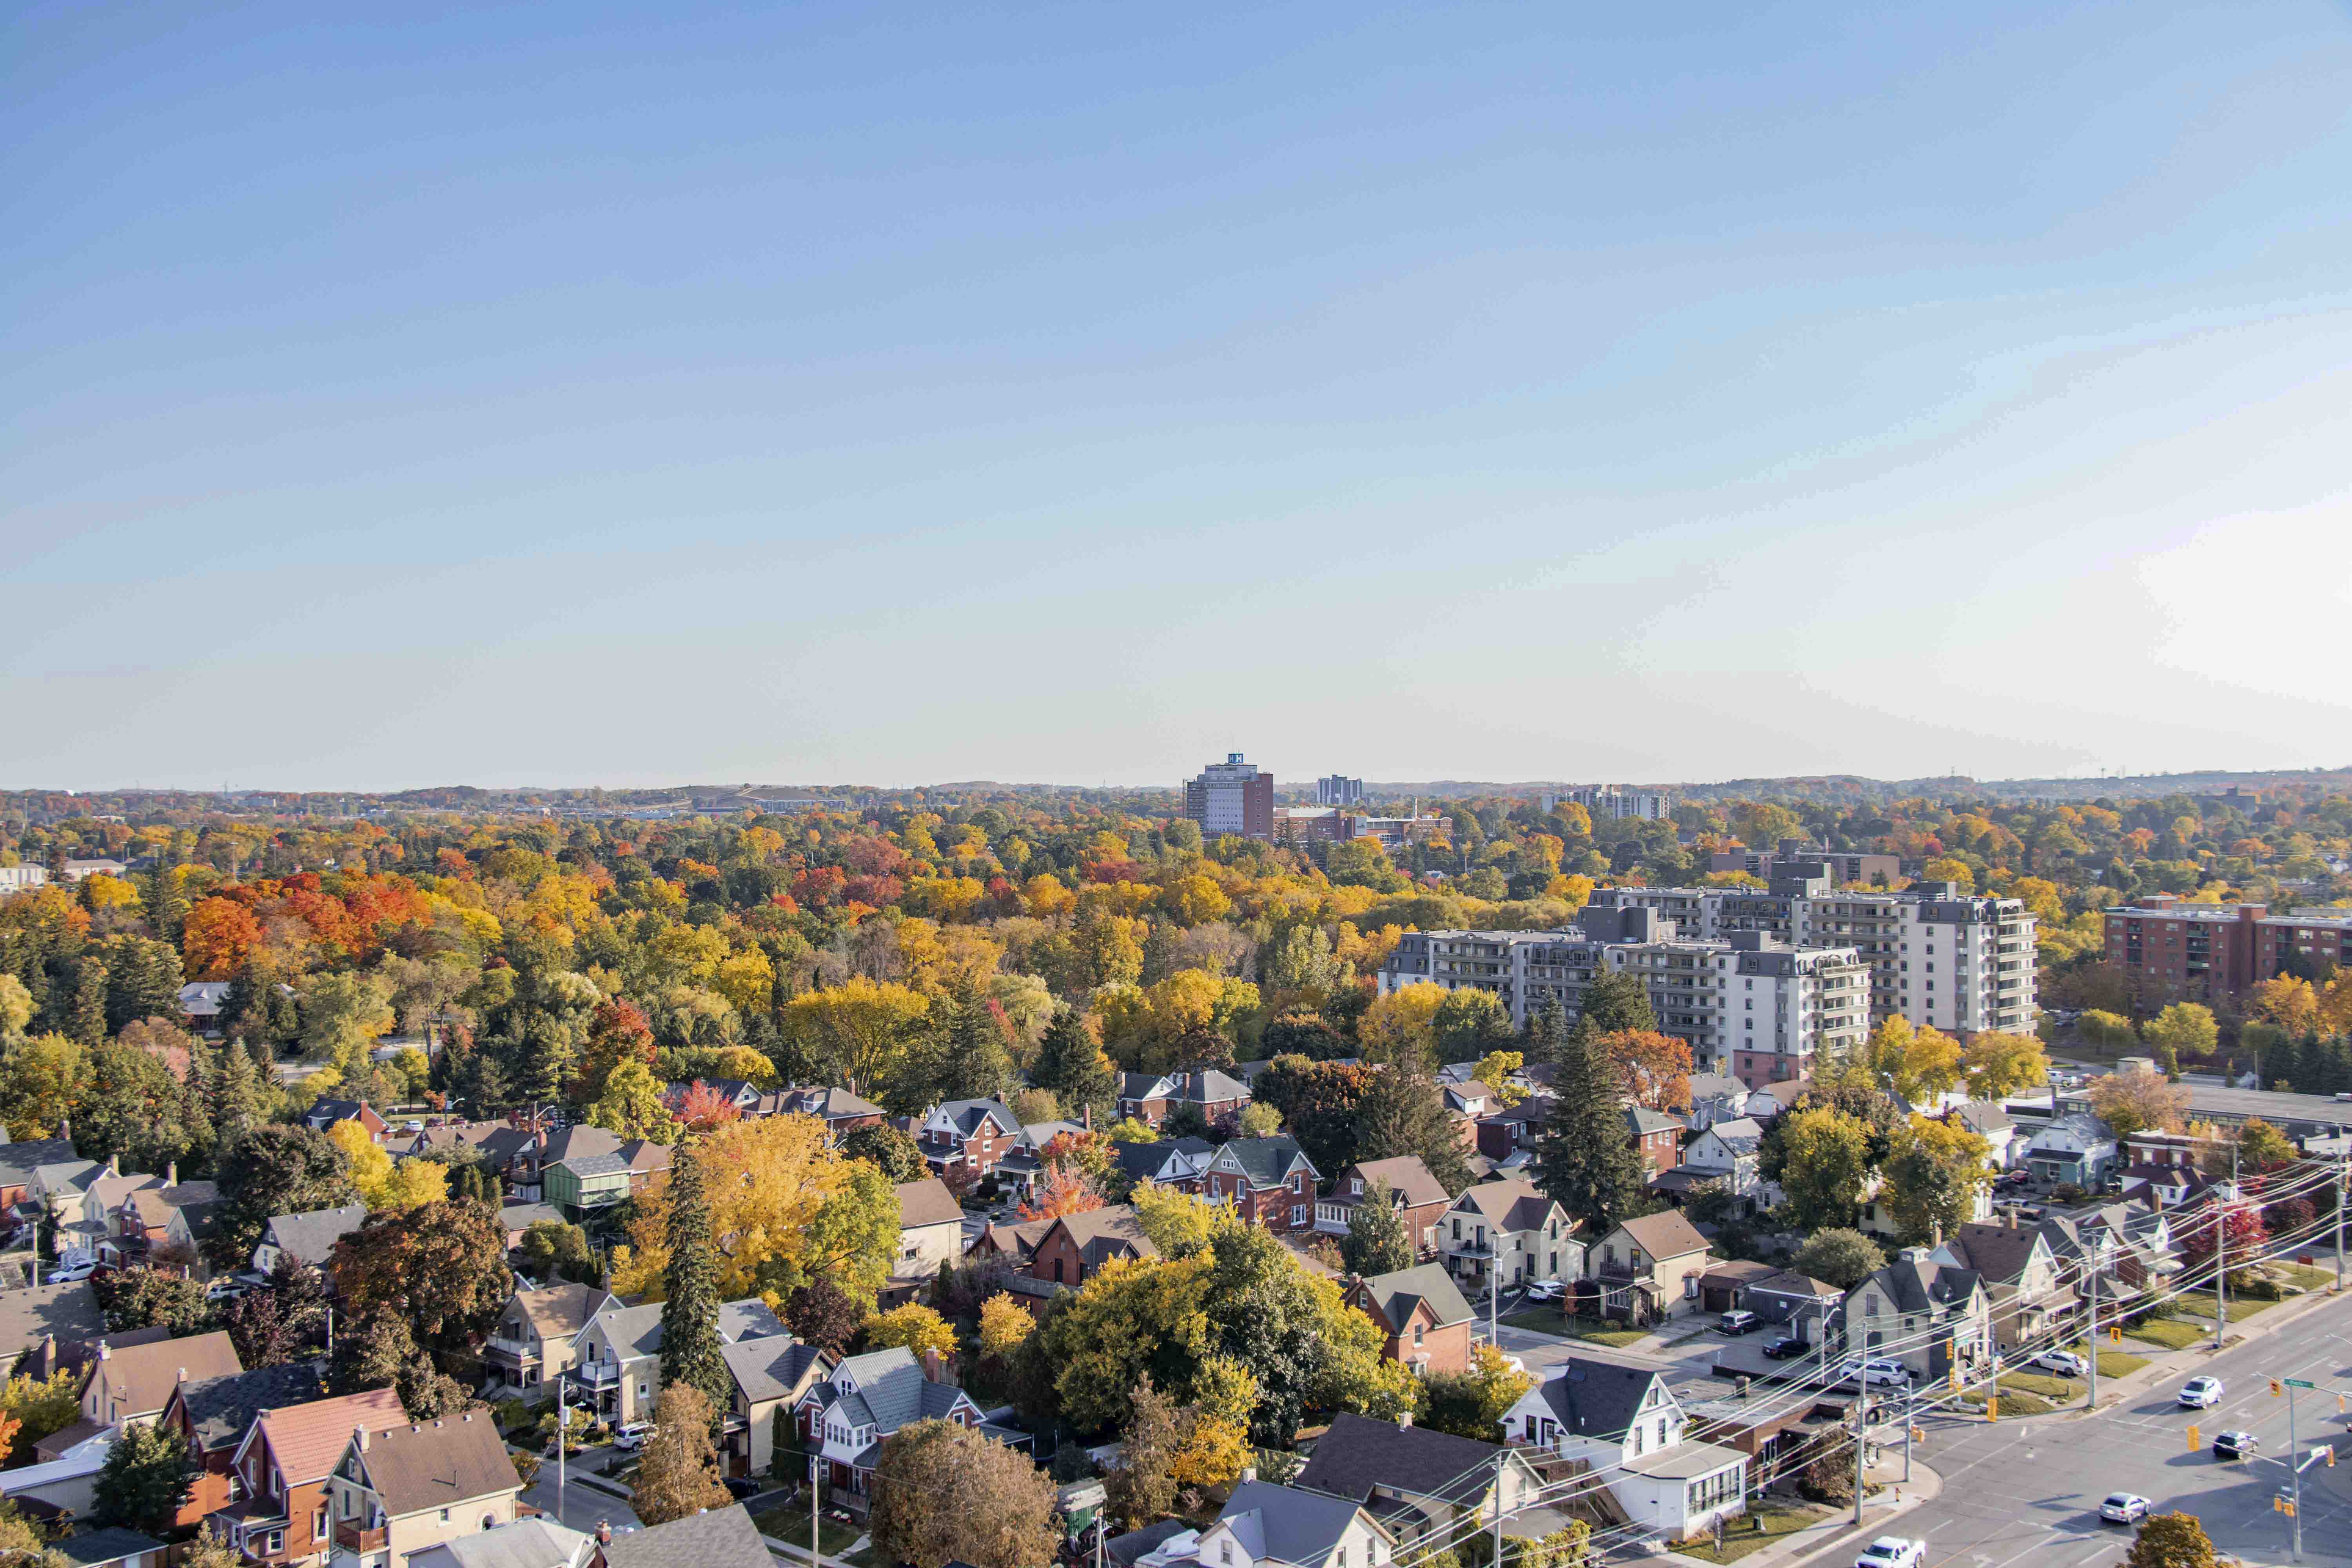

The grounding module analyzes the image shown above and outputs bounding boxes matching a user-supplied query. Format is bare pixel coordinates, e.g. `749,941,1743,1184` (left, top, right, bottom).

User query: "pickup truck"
1855,1537,1926,1568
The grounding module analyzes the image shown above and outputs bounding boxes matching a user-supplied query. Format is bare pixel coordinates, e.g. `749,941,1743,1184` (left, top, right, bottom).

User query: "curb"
1655,1462,1942,1568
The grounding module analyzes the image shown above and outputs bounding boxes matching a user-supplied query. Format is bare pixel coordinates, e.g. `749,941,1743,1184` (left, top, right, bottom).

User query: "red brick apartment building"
2103,896,2352,1000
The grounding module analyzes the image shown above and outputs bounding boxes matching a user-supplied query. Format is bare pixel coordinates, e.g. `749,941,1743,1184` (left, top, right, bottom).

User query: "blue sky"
7,1,2352,790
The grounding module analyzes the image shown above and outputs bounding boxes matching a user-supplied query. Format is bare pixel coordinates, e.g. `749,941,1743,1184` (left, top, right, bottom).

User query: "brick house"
1439,1178,1580,1290
776,1085,888,1138
1314,1156,1454,1258
301,1101,388,1145
1107,1137,1216,1193
1199,1137,1319,1232
1025,1207,1159,1292
156,1363,330,1533
914,1100,1022,1179
1114,1069,1250,1130
1344,1263,1475,1376
1624,1106,1683,1179
1472,1102,1545,1163
212,1388,410,1564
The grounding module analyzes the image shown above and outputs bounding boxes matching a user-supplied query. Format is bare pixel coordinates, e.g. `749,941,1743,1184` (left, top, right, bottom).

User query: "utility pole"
1902,1380,1913,1484
2218,1145,2238,1351
809,1451,821,1564
556,1368,566,1520
1852,1389,1869,1529
2291,1378,2303,1563
2086,1260,2098,1412
1490,1450,1505,1568
2336,1128,2345,1294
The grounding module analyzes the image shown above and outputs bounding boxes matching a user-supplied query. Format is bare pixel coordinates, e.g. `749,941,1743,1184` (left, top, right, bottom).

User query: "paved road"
523,1467,642,1537
1892,1292,2352,1568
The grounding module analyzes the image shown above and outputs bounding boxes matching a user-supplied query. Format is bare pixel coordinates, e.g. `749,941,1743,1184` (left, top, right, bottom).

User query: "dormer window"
1351,1179,1364,1196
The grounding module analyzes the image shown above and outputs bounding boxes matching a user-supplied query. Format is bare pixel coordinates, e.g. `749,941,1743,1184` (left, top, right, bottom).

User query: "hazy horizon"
9,2,2352,792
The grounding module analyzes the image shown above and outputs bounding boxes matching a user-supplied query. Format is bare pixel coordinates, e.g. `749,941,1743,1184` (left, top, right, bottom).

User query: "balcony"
575,1360,623,1388
333,1522,388,1555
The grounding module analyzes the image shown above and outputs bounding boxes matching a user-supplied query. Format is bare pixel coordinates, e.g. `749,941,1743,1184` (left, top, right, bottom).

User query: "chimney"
167,1161,177,1187
596,1523,613,1546
108,1153,120,1176
1082,1103,1093,1132
177,1365,187,1383
921,1347,946,1384
1396,1410,1412,1428
357,1425,370,1452
97,1342,111,1361
1240,1466,1257,1485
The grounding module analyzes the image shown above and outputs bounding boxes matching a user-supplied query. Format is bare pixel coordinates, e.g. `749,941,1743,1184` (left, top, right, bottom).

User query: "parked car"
2027,1350,2089,1377
2099,1494,2150,1524
203,1278,251,1301
45,1261,97,1283
2215,1430,2259,1460
1762,1335,1807,1359
723,1477,761,1500
1523,1279,1566,1303
2179,1376,2224,1409
612,1423,653,1452
1855,1538,1926,1568
1999,1170,2032,1188
1718,1310,1760,1336
1835,1357,1911,1388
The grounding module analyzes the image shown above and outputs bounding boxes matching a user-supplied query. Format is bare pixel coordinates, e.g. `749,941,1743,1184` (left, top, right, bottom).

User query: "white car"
45,1261,97,1283
1832,1357,1911,1388
1855,1537,1926,1568
2027,1349,2089,1377
612,1423,653,1452
2100,1493,2151,1524
2179,1376,2224,1409
1523,1279,1566,1303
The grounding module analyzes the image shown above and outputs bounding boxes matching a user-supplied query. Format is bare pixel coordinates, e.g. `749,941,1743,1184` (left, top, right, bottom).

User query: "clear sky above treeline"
6,2,2352,791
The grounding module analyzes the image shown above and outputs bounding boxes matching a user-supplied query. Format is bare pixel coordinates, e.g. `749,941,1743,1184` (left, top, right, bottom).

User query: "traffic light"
2188,1425,2201,1450
2330,1447,2339,1469
1948,1365,1960,1393
2109,1325,2123,1345
1909,1426,1925,1443
2272,1379,2286,1398
1986,1397,1998,1423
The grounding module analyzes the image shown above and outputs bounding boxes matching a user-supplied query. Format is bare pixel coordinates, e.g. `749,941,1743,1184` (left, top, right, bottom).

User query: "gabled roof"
0,1138,82,1185
1526,1357,1659,1441
1295,1412,1509,1507
2032,1114,2116,1146
1857,1255,1984,1314
1215,1481,1383,1566
825,1346,972,1433
504,1283,604,1342
126,1182,221,1231
1686,1073,1745,1103
1939,1223,2049,1287
1693,1118,1763,1157
261,1204,369,1266
50,1529,165,1568
1335,1156,1450,1210
1610,1209,1710,1261
1210,1136,1316,1187
88,1329,241,1417
598,1504,768,1568
777,1085,886,1122
1352,1264,1473,1332
34,1159,106,1197
1748,1269,1840,1301
253,1387,408,1483
354,1414,521,1516
1449,1178,1564,1235
894,1177,963,1230
407,1517,593,1568
1046,1206,1159,1268
1118,1069,1250,1105
972,1216,1056,1261
927,1099,1020,1138
1109,1137,1214,1181
1949,1101,2016,1136
169,1361,330,1452
722,1336,831,1405
1622,1106,1682,1138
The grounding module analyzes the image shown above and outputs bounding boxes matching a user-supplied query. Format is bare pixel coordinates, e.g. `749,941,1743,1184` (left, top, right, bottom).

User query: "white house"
1947,1102,2024,1169
1682,1074,1749,1132
2024,1115,2119,1189
1679,1118,1765,1201
1196,1480,1399,1568
1502,1358,1747,1542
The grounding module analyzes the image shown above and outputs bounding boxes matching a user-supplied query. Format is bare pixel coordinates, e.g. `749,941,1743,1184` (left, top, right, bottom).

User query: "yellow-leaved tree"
327,1118,449,1210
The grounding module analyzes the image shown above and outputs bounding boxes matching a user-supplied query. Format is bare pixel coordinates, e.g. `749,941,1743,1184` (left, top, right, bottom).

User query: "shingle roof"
1528,1357,1658,1441
1338,1157,1450,1211
1613,1209,1710,1261
1451,1178,1561,1234
1295,1411,1503,1507
1696,1118,1763,1157
1213,1136,1315,1187
127,1182,221,1231
588,1298,783,1363
599,1504,768,1568
51,1528,166,1567
931,1100,1019,1138
1353,1264,1473,1332
172,1362,330,1451
1860,1256,1984,1314
1119,1070,1249,1105
89,1329,242,1418
826,1347,969,1433
0,1282,103,1356
894,1177,963,1230
257,1387,408,1483
1050,1207,1160,1268
357,1414,521,1517
263,1204,369,1266
0,1139,83,1185
778,1085,886,1122
722,1336,831,1404
1105,1520,1192,1567
1950,1101,2015,1136
406,1517,592,1568
1622,1106,1682,1137
1109,1138,1213,1181
1216,1481,1378,1566
506,1284,604,1341
498,1201,565,1235
1687,1074,1745,1103
1941,1223,2047,1287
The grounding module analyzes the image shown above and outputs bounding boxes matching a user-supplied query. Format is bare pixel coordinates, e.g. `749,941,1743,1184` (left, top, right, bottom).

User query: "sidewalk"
1650,1457,1942,1568
2062,1278,2345,1420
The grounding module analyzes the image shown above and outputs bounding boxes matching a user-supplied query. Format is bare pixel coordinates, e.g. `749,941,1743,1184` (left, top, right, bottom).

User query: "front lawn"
2096,1351,2151,1377
1671,1503,1833,1564
2125,1319,2205,1350
1496,1309,1650,1347
754,1508,862,1559
2172,1290,2276,1321
1960,1381,2058,1417
2277,1264,2337,1292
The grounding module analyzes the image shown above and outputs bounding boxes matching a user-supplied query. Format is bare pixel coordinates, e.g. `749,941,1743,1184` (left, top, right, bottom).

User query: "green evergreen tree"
928,978,1012,1105
1032,1007,1116,1122
1521,998,1572,1068
1532,1015,1647,1235
90,1418,196,1534
660,1142,729,1425
146,854,189,951
1340,1180,1415,1275
212,1044,263,1142
1575,970,1659,1037
1354,1068,1473,1196
69,957,109,1046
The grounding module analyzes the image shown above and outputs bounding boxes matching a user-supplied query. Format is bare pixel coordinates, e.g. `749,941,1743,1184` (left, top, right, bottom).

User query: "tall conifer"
659,1142,728,1423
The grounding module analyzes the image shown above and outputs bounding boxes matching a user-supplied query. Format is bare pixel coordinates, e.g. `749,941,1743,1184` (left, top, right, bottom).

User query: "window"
1413,1323,1424,1346
315,1509,326,1536
440,1510,450,1524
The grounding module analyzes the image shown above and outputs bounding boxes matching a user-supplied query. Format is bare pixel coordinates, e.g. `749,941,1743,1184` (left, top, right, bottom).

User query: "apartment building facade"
1316,775,1366,806
1380,903,1868,1087
2100,896,2352,1000
1184,753,1274,842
